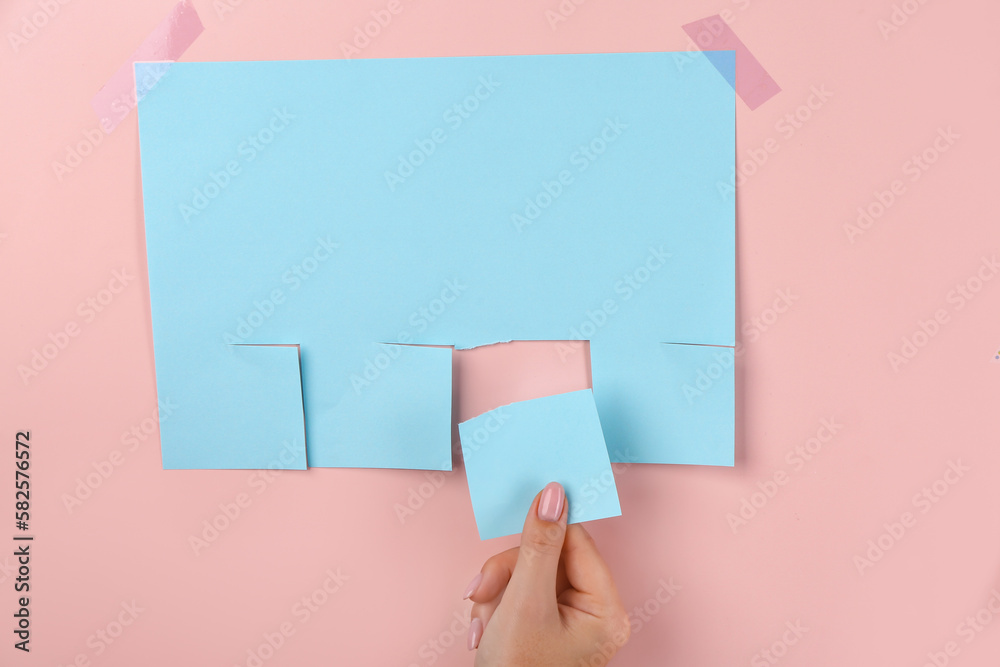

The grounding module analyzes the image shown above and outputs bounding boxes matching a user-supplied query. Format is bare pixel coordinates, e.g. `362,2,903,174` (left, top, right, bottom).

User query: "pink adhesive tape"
682,14,780,110
91,0,204,131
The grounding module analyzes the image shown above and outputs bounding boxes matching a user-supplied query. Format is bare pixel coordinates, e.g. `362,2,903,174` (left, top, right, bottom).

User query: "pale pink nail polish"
538,482,564,522
463,572,482,600
468,617,483,650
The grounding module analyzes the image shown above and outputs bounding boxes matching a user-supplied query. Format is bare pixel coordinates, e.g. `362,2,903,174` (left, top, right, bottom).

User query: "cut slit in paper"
135,52,735,470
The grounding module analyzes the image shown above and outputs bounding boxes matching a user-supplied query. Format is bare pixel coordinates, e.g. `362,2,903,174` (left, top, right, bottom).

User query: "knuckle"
482,546,518,575
524,527,564,558
482,552,504,572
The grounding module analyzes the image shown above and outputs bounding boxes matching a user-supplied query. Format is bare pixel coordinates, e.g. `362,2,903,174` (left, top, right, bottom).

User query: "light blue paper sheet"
459,389,621,540
136,52,735,470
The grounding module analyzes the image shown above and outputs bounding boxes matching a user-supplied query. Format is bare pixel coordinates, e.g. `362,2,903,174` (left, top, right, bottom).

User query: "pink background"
2,1,999,665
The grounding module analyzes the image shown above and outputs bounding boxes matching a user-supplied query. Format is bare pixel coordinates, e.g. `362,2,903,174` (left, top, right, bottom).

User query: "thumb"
507,482,568,613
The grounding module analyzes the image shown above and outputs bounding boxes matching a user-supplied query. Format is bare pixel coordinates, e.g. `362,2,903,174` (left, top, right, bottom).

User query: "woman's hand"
464,482,630,666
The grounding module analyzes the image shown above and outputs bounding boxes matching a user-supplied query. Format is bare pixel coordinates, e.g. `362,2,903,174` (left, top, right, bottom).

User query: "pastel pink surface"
2,1,998,666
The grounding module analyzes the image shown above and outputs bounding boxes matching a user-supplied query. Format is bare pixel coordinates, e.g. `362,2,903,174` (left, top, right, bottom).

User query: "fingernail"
462,572,482,600
538,481,564,522
468,617,483,650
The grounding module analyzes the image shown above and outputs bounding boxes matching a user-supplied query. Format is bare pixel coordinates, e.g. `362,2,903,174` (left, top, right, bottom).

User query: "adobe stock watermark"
224,236,339,344
627,577,681,635
673,1,760,70
56,600,144,666
393,469,450,525
350,278,467,394
0,556,15,586
18,268,135,385
578,577,680,667
607,445,640,484
715,86,833,199
180,108,295,223
61,398,178,513
213,0,250,21
887,255,998,372
459,407,510,460
51,62,172,182
97,60,174,132
405,608,473,666
750,620,808,667
564,447,637,526
680,347,733,404
877,0,931,40
556,245,670,361
515,459,633,575
188,439,303,556
511,118,628,233
51,122,114,182
544,0,593,31
7,0,72,53
682,288,798,403
500,451,637,575
919,589,1000,667
339,0,413,58
853,460,970,575
235,567,350,667
726,418,842,534
567,471,618,524
844,126,958,243
385,76,501,191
